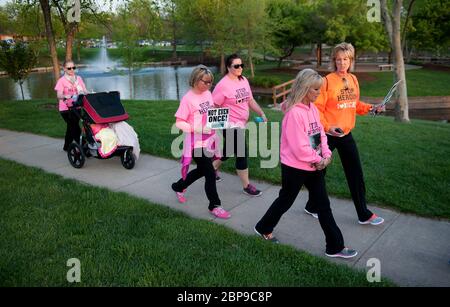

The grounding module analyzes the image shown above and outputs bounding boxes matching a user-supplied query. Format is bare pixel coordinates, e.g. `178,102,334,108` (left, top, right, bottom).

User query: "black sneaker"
243,183,262,196
254,227,279,243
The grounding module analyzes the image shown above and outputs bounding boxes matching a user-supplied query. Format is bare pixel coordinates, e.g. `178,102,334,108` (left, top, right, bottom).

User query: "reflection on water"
0,65,218,101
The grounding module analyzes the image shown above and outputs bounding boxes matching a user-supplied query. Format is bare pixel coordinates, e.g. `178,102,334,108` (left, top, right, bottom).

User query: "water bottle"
254,116,264,123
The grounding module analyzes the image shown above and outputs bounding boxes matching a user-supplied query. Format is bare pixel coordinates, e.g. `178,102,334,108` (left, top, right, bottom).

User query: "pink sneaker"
210,207,231,219
175,191,186,203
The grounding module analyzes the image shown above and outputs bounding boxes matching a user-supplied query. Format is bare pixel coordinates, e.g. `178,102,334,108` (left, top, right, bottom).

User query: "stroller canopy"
82,91,129,124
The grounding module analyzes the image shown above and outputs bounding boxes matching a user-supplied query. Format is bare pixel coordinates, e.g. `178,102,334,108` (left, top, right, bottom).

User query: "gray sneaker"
254,227,279,244
358,214,384,226
325,248,358,259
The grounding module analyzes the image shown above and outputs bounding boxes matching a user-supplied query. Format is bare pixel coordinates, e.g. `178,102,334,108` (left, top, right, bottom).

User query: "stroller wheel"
68,142,86,168
121,148,135,170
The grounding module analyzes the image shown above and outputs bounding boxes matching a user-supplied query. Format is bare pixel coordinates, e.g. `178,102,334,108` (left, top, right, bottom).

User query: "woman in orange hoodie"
304,42,385,226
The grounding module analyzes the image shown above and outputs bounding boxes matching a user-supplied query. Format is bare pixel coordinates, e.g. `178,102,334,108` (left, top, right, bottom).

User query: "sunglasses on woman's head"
66,66,76,70
342,77,349,90
232,64,244,69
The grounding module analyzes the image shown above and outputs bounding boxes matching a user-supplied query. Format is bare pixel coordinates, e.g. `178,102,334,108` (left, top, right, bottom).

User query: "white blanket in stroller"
109,121,141,160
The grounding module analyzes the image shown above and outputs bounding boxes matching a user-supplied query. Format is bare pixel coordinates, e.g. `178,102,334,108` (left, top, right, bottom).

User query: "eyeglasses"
66,66,77,70
232,64,244,69
200,79,212,86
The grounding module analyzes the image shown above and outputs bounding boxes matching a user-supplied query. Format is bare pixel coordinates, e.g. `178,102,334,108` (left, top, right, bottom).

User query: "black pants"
305,132,373,222
256,163,344,255
60,111,81,149
172,148,221,211
220,128,248,170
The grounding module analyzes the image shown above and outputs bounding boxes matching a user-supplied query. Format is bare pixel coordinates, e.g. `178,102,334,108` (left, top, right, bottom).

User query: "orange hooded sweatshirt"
314,72,372,135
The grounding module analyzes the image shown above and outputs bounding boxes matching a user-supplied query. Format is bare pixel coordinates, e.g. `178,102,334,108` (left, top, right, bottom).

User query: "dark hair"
225,53,244,80
63,60,75,68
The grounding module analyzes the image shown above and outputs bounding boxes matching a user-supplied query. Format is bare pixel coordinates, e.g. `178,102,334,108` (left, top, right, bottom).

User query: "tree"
39,0,60,82
407,0,450,56
306,0,388,68
179,0,235,74
112,2,141,99
159,0,181,60
234,0,269,77
381,0,411,122
266,0,307,67
0,41,38,100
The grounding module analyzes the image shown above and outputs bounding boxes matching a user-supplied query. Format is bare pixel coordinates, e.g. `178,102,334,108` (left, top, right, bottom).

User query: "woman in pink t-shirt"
54,60,87,151
212,54,267,197
171,65,230,219
254,69,357,259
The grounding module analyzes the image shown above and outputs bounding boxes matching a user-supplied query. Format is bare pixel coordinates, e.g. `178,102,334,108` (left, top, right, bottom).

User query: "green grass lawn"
0,158,393,287
359,69,450,97
252,62,450,97
0,99,449,219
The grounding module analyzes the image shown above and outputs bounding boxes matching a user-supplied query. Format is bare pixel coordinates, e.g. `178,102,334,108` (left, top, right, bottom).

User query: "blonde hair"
283,69,323,113
329,42,355,72
189,65,214,88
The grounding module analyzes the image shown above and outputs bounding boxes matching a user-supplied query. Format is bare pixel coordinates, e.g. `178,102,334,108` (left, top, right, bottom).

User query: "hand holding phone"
334,127,343,134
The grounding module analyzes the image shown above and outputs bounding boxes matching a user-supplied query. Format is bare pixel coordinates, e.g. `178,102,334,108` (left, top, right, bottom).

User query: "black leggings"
220,128,248,170
172,148,221,211
60,111,81,148
256,163,345,255
305,132,373,222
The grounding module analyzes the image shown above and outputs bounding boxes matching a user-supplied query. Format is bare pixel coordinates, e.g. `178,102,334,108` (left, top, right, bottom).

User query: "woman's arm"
248,99,267,121
176,118,211,134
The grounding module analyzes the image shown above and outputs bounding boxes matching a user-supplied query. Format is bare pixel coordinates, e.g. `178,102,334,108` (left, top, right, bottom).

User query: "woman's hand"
313,157,332,170
328,126,344,137
194,126,211,134
370,104,386,115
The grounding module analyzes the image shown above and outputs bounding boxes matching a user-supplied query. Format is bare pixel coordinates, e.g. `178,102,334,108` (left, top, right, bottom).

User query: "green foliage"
407,0,450,54
0,41,38,100
266,0,307,59
248,75,282,88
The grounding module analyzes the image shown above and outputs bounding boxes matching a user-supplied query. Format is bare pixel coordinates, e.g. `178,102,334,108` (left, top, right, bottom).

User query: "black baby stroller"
67,91,136,169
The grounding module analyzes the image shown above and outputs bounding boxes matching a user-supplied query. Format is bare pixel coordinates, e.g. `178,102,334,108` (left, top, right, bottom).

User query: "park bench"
378,64,394,71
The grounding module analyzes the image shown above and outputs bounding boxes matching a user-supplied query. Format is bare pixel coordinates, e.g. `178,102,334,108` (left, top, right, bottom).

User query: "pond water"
0,65,220,101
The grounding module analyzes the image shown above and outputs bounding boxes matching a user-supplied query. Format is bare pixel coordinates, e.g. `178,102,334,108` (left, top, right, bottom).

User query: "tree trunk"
220,52,225,75
381,0,410,122
77,39,81,62
39,0,60,83
65,23,78,62
248,48,255,78
19,81,25,101
316,43,322,68
392,1,409,122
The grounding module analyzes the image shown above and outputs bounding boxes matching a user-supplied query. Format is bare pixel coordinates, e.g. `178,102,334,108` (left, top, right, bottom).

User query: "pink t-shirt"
212,75,253,128
280,103,332,171
175,89,215,149
54,75,87,112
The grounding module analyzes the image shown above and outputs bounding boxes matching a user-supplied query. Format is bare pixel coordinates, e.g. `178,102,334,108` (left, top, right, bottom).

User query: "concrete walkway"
1,128,449,287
